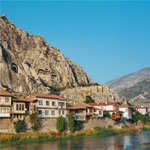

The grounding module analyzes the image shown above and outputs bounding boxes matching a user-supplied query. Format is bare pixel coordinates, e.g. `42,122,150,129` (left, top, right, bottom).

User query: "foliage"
29,112,39,131
57,116,65,134
84,96,94,103
13,120,25,133
105,112,111,118
68,114,75,133
133,113,150,124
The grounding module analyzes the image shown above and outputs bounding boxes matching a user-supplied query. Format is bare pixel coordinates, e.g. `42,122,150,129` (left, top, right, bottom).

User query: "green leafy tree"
68,114,75,133
57,116,65,134
29,112,39,131
133,112,150,124
84,96,94,103
13,120,25,133
105,112,111,118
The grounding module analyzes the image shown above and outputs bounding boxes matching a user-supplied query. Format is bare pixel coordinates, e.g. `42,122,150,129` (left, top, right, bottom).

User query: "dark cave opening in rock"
11,63,18,73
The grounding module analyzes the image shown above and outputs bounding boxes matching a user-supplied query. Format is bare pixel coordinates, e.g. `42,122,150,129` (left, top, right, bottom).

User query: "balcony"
74,114,86,121
0,113,10,117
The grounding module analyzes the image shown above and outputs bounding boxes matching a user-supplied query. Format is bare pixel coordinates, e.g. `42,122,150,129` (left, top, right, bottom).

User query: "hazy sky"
1,1,150,84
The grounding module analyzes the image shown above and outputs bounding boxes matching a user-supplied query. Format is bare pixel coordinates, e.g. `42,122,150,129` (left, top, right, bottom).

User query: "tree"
84,96,94,103
105,112,111,118
57,116,65,134
29,112,39,131
68,114,75,133
13,120,25,133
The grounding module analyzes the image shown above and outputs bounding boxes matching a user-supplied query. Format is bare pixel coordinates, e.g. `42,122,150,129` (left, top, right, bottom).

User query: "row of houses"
0,90,149,122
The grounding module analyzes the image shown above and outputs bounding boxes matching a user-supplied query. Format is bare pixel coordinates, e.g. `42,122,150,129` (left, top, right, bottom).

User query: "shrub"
105,112,111,118
84,96,94,103
13,120,25,133
133,113,150,124
57,116,65,134
68,114,75,133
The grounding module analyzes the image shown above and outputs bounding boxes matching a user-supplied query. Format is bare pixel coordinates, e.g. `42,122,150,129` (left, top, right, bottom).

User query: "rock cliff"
0,15,91,94
106,67,150,105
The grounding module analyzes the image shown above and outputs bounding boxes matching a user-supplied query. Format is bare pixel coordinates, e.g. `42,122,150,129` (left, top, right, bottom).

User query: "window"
58,102,65,107
16,104,18,110
5,97,9,103
45,110,49,115
51,110,55,115
39,100,43,105
52,101,56,106
62,110,64,115
38,110,42,115
46,101,49,106
99,111,102,115
22,104,24,111
59,110,61,115
19,104,21,110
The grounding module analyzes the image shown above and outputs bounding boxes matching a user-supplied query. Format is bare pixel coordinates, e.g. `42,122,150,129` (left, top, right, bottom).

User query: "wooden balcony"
74,114,86,121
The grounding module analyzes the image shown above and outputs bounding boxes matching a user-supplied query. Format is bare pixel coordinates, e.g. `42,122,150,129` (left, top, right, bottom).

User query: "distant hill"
106,67,150,106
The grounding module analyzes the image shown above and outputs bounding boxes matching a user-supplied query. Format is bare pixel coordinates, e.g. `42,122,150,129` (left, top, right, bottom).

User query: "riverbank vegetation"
0,125,143,146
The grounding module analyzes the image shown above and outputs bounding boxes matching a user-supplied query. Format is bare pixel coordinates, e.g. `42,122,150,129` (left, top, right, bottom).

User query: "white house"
12,98,36,119
119,105,132,119
0,90,13,118
136,106,147,115
30,94,66,118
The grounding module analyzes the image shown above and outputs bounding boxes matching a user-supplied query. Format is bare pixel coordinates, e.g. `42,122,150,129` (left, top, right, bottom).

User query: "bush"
68,114,75,133
13,120,25,133
105,112,111,118
84,96,94,103
57,116,65,134
133,113,150,124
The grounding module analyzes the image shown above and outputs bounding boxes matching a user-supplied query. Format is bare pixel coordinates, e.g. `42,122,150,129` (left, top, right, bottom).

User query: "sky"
0,0,150,84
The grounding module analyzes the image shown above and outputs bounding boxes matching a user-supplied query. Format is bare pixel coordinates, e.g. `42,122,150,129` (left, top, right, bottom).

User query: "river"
1,131,150,150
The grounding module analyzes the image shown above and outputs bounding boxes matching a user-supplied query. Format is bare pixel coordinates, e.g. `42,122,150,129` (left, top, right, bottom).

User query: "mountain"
106,67,150,105
0,15,92,95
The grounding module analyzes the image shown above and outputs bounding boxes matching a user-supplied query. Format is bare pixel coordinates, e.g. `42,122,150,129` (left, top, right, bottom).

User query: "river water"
1,131,150,150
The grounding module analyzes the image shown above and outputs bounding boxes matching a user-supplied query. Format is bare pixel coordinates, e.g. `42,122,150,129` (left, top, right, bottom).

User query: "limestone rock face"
0,15,91,94
60,85,120,102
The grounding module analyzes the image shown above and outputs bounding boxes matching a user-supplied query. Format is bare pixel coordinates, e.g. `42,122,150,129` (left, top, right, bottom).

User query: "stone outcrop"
0,15,91,95
61,85,120,102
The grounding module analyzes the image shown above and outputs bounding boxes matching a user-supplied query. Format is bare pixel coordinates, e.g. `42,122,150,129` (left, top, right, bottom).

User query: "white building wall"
0,107,10,117
0,96,11,106
36,97,66,118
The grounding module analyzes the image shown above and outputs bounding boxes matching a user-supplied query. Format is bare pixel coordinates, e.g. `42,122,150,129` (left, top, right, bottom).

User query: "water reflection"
1,131,150,150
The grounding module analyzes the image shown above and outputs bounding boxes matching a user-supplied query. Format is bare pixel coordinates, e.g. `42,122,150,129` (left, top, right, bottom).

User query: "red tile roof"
31,93,65,101
0,90,13,97
67,101,93,110
104,110,123,113
88,103,99,106
13,98,37,102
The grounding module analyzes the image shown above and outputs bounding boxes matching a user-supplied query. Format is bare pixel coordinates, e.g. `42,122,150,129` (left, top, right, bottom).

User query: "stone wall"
83,118,115,130
0,118,115,133
0,119,15,133
61,85,120,102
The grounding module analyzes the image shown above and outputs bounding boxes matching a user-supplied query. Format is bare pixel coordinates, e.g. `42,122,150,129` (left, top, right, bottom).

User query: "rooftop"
0,90,13,97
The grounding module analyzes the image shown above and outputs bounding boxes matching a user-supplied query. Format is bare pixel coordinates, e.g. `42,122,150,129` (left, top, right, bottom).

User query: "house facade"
136,106,147,115
12,98,36,119
30,94,66,118
119,105,132,119
0,90,13,118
